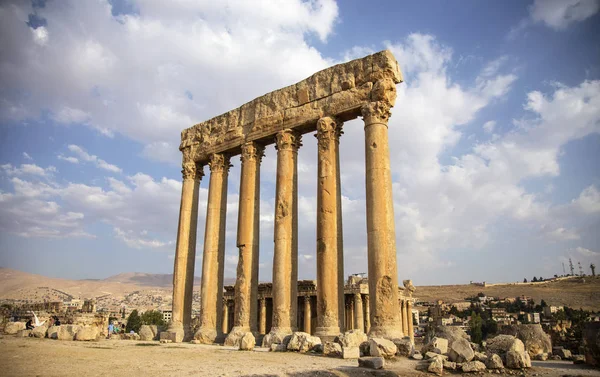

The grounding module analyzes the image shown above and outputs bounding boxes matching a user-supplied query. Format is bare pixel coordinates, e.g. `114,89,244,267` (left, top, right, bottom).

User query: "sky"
0,0,599,285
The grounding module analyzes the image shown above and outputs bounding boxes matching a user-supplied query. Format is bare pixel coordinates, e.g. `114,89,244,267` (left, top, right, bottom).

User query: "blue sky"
0,0,599,285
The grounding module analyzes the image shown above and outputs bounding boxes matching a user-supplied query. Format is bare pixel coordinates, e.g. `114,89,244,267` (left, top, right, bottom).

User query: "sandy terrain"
1,336,599,377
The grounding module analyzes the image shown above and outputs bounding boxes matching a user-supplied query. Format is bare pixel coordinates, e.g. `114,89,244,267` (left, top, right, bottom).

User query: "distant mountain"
102,272,202,287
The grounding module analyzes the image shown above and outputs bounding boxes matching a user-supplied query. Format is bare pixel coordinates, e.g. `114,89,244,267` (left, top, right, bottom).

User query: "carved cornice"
208,153,232,173
275,129,302,152
240,142,265,164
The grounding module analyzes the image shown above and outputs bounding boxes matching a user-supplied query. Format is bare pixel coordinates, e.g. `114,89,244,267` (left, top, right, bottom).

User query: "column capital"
354,292,362,301
208,153,232,173
304,295,311,303
315,116,343,147
260,297,266,307
275,129,302,152
361,101,392,126
182,161,204,181
240,142,266,163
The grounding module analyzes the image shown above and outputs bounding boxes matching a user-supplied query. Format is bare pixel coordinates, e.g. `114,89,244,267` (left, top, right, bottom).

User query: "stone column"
314,117,343,339
401,300,408,337
225,142,264,346
195,153,231,344
263,129,301,347
335,124,345,334
354,293,364,333
303,296,312,334
364,295,371,334
222,300,229,334
362,78,402,339
407,300,415,344
163,157,203,343
259,297,267,334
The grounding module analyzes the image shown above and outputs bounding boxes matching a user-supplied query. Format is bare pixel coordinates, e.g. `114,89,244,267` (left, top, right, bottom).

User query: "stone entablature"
179,50,402,164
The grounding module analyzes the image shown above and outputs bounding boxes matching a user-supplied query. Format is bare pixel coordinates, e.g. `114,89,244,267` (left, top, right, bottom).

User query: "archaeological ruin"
163,50,411,346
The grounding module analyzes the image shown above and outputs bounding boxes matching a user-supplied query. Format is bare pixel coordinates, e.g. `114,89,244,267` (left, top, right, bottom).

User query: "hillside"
416,276,600,311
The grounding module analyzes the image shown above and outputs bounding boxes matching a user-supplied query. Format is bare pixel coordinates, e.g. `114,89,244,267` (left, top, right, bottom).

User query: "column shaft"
402,300,408,336
264,129,301,346
364,295,371,334
222,301,229,334
225,143,264,346
354,293,364,332
407,300,415,344
259,298,267,334
195,153,231,344
362,83,402,339
303,296,312,334
315,117,343,338
165,159,202,343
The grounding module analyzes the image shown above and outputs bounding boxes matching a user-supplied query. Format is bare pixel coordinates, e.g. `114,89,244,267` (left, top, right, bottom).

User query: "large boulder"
31,326,48,338
16,329,31,337
47,325,60,339
75,326,99,341
323,341,342,357
358,357,385,369
57,325,81,341
428,357,443,376
336,330,368,348
434,325,470,345
393,337,413,357
461,360,486,373
369,338,397,358
4,322,25,335
422,337,449,355
239,332,255,351
123,332,140,340
515,324,552,358
139,325,159,341
486,353,504,369
448,338,474,363
554,347,572,359
506,350,531,369
486,335,525,359
286,332,321,353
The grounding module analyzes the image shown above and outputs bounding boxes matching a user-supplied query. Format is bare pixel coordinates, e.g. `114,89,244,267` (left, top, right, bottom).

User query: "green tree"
470,311,483,344
482,318,498,339
540,299,548,308
532,276,538,282
523,278,527,283
141,310,166,327
126,309,142,333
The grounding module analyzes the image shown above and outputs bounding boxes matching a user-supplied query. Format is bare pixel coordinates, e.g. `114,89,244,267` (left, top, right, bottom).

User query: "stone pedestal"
314,117,343,338
361,82,402,340
168,159,203,342
225,142,264,347
264,129,301,347
195,153,231,344
354,293,364,333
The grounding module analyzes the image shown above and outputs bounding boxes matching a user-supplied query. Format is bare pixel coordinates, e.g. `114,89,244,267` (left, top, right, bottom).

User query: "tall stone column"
195,153,231,344
225,142,264,346
222,300,229,334
335,123,345,334
314,117,343,339
407,300,415,344
263,129,301,347
364,295,371,334
401,300,408,337
163,157,203,343
259,297,267,334
354,293,364,333
303,296,312,334
362,78,402,339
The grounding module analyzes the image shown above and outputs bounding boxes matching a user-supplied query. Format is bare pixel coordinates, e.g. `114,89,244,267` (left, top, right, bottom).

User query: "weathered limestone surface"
4,322,25,334
168,160,203,342
315,116,343,338
362,78,402,340
407,300,415,344
226,142,264,346
354,293,364,333
179,50,402,164
265,129,301,346
195,153,231,344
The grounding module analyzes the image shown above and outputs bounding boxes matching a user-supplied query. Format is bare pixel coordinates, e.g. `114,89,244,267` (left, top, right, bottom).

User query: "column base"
161,322,185,343
314,326,341,341
261,327,293,348
193,327,218,344
368,325,403,340
224,326,251,347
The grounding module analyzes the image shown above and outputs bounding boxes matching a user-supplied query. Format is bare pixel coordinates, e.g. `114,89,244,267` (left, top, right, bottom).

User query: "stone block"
342,347,360,359
461,360,486,372
369,338,397,358
239,332,255,351
16,329,31,337
358,357,385,369
160,330,183,343
4,322,25,334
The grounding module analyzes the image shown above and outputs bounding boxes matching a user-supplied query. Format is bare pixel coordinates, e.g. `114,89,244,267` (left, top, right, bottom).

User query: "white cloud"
114,227,170,249
58,155,79,164
1,163,56,177
571,185,600,214
530,0,600,30
22,152,32,160
31,26,49,46
66,144,121,173
571,246,599,257
483,121,496,133
547,227,580,241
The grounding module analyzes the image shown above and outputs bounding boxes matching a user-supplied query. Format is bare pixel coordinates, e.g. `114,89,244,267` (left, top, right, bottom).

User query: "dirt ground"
1,336,599,377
